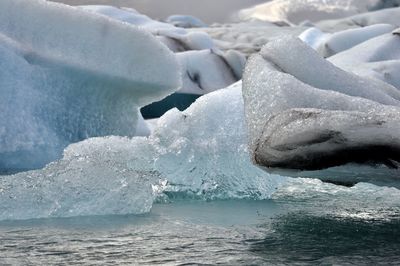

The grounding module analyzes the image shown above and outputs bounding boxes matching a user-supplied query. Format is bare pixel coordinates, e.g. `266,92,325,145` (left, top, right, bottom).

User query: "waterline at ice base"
1,0,400,217
1,0,400,264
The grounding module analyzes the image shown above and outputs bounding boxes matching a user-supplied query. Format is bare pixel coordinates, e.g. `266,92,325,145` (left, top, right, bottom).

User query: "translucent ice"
0,0,180,172
0,82,288,220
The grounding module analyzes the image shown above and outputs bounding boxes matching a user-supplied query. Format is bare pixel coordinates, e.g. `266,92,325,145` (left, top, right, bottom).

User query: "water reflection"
249,211,400,265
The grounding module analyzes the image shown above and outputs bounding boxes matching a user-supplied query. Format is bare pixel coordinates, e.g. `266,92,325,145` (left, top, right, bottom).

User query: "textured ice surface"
329,30,400,89
0,82,287,220
299,27,331,51
0,137,155,220
79,5,214,52
166,15,208,28
300,24,395,57
0,0,180,171
317,6,400,31
242,35,400,185
151,82,286,200
79,5,243,95
197,21,306,56
238,0,391,25
177,50,243,94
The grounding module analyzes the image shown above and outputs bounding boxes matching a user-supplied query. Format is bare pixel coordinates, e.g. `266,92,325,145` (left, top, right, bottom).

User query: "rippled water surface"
1,199,400,265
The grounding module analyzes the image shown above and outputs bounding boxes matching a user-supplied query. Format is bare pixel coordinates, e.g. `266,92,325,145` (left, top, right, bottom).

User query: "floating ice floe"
0,0,180,172
317,6,400,31
79,5,244,114
300,24,395,57
176,49,242,94
198,21,306,56
329,29,400,89
166,15,208,28
78,5,214,52
242,35,400,187
0,82,287,220
238,0,393,25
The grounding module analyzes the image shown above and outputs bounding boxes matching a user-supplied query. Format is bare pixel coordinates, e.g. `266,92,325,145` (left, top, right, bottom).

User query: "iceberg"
177,49,243,94
242,35,400,186
78,5,214,52
166,15,208,28
329,29,400,89
0,82,287,220
300,24,395,57
79,5,244,114
0,0,180,172
199,21,306,56
317,6,400,31
238,0,391,25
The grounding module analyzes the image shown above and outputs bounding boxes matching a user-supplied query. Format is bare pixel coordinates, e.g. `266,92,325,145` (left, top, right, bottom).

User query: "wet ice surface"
1,198,400,265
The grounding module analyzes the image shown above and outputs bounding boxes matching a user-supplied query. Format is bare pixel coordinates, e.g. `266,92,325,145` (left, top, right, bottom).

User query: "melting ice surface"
1,1,400,264
0,0,180,172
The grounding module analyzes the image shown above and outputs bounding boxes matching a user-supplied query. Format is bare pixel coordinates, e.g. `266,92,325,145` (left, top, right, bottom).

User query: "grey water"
52,0,269,23
1,199,400,265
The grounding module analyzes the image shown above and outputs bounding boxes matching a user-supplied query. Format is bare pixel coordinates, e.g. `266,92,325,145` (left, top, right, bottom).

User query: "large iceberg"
0,82,287,220
0,0,180,172
79,5,245,114
237,0,399,25
242,35,400,186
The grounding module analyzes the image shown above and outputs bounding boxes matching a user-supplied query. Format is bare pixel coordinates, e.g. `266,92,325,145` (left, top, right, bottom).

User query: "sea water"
1,198,400,265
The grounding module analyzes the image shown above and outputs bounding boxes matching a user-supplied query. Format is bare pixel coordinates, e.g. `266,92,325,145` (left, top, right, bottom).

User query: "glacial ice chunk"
166,15,208,28
79,5,244,96
329,30,400,89
0,137,155,220
238,0,386,25
242,36,400,186
317,6,400,31
0,0,180,172
300,24,395,57
0,82,288,220
79,5,214,52
177,49,243,94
